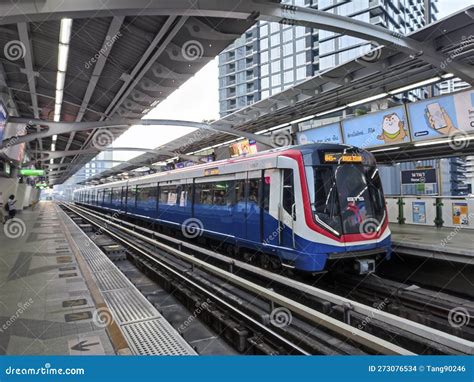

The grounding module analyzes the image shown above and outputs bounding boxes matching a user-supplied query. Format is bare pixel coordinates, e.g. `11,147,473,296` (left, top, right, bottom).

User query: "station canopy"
0,2,472,184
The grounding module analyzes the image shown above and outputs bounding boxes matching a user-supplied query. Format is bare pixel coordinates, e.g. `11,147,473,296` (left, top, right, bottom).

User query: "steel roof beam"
3,117,275,148
17,23,39,119
0,2,471,84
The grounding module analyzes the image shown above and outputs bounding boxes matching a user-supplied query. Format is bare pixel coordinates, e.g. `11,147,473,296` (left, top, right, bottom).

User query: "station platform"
0,201,196,355
390,224,474,264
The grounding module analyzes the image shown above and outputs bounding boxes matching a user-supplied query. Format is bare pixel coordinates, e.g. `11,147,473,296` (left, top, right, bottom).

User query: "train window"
197,183,213,205
127,186,137,207
313,167,341,234
179,184,192,207
213,182,229,206
248,178,260,205
111,188,121,204
160,185,178,206
282,169,295,217
235,180,246,204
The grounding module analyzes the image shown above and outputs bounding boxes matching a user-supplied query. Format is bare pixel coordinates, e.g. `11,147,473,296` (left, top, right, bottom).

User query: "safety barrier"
386,195,474,229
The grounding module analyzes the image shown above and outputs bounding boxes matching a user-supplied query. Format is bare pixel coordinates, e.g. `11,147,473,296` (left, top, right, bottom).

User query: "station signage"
20,168,45,176
401,168,437,184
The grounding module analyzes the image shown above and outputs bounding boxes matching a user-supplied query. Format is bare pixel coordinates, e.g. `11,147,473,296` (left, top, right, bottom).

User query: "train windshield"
310,165,385,236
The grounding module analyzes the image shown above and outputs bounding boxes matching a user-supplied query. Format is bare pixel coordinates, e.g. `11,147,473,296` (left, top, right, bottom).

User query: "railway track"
61,202,473,355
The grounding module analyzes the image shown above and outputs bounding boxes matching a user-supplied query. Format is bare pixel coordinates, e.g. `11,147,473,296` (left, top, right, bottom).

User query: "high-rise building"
438,77,470,95
218,0,439,117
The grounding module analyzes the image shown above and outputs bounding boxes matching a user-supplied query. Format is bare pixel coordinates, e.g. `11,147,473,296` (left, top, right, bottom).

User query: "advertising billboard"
408,89,474,142
296,123,342,144
342,105,410,148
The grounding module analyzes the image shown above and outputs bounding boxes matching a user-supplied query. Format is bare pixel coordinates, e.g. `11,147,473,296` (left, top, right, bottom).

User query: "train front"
301,144,391,274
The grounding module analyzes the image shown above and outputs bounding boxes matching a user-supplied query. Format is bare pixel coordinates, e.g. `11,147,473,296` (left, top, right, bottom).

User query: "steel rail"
62,202,414,355
69,202,473,355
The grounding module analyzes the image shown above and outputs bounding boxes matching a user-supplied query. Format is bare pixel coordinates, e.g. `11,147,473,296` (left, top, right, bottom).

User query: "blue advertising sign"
408,89,474,141
342,105,410,148
0,101,7,143
296,122,342,144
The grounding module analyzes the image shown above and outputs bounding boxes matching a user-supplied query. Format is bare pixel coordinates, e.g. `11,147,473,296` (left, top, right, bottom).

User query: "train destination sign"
324,153,363,163
401,168,437,184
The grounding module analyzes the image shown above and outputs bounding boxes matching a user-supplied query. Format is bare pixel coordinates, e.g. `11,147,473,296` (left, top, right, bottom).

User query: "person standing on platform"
6,194,17,221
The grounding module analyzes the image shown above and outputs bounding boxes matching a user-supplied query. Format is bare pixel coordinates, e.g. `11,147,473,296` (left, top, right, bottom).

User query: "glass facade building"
218,0,439,117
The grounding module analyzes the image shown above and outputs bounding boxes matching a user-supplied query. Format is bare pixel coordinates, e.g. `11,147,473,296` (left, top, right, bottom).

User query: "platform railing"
385,195,474,230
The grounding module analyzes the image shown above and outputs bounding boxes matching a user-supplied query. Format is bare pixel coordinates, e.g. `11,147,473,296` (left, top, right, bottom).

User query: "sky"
111,0,470,164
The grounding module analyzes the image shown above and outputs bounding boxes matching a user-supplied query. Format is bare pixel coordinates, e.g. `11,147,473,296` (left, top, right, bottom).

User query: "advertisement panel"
229,139,257,157
342,105,410,148
296,123,342,144
412,201,427,224
452,202,469,226
408,89,474,142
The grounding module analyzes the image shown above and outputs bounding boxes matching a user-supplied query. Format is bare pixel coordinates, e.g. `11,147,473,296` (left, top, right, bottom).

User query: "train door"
279,168,296,249
121,184,128,213
233,173,247,240
245,171,262,243
261,169,279,246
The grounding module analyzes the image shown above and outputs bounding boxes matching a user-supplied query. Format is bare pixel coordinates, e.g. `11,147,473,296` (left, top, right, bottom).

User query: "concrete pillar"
23,184,32,208
16,182,27,211
0,177,19,206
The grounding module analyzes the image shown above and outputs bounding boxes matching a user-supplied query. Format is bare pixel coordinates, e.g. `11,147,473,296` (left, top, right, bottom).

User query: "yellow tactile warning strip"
56,205,132,355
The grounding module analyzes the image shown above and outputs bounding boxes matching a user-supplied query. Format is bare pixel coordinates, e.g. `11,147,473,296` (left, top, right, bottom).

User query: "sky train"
74,143,391,274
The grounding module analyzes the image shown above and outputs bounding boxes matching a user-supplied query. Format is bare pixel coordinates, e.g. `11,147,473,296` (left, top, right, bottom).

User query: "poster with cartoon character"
342,105,409,148
408,89,473,141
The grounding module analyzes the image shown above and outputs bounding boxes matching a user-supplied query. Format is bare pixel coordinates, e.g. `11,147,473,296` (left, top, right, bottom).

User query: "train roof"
75,143,366,191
